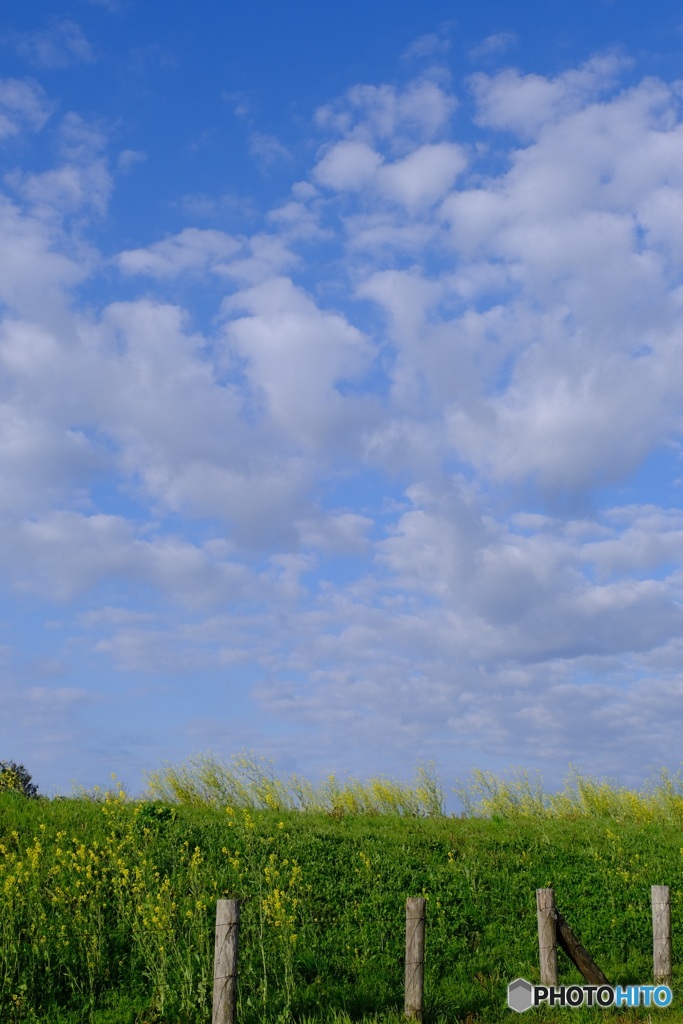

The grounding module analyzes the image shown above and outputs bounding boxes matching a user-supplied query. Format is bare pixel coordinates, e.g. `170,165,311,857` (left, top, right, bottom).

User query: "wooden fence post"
212,899,240,1024
405,896,426,1021
536,888,558,986
652,885,672,987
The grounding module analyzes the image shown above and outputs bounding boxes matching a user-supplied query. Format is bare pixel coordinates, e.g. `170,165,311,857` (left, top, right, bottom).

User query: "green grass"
2,759,683,1022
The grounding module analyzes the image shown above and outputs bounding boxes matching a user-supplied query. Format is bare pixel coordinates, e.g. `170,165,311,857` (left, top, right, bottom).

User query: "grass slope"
2,761,683,1022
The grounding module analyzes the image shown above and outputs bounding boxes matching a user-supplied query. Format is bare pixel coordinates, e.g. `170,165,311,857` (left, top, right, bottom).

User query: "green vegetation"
2,757,683,1022
145,754,445,816
0,762,38,800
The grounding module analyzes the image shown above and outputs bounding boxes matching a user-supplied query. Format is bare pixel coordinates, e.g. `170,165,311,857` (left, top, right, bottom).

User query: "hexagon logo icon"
508,978,534,1013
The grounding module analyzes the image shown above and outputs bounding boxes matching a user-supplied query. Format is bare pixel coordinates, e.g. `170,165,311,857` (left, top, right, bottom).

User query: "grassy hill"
2,759,683,1022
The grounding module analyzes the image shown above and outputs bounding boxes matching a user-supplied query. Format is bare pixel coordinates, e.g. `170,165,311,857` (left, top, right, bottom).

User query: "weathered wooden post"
651,885,672,987
405,896,426,1020
536,888,558,986
212,899,240,1024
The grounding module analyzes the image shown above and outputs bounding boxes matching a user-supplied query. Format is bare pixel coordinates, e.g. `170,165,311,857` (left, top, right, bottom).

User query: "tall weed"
454,765,683,823
145,753,445,817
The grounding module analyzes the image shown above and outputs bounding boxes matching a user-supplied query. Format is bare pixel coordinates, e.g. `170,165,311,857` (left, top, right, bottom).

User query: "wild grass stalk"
144,753,445,817
455,765,683,822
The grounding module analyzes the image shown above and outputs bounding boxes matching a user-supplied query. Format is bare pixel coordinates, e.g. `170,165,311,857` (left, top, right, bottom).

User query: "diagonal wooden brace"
554,909,610,987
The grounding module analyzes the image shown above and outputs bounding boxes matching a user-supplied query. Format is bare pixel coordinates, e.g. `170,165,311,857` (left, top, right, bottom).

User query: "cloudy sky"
3,0,683,799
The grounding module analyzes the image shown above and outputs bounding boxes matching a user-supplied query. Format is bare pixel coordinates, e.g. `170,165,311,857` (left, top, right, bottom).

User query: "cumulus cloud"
378,142,467,207
8,113,112,219
267,198,327,242
315,77,457,144
314,140,466,209
1,510,251,607
314,140,384,191
5,55,683,792
118,228,240,277
0,198,88,321
251,489,683,785
297,511,374,554
469,52,628,138
222,276,375,446
429,73,683,491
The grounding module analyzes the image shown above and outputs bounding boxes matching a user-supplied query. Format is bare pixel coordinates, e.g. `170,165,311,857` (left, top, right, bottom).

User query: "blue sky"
3,0,683,800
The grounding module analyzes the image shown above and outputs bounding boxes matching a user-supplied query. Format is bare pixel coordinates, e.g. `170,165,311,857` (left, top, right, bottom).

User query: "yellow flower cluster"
0,789,220,1019
261,852,302,939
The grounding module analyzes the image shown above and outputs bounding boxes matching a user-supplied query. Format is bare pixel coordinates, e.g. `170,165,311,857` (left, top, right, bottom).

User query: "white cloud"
94,628,212,673
117,149,147,173
343,213,436,253
118,228,240,278
176,191,257,222
2,509,251,606
222,90,254,119
14,161,111,216
378,142,467,207
357,269,442,352
248,132,292,170
222,276,375,446
248,483,683,784
0,198,88,321
426,73,683,491
214,233,297,286
5,56,683,793
467,32,518,63
402,29,452,62
12,20,95,70
582,506,683,576
9,113,112,218
315,78,457,145
0,78,51,140
372,487,683,666
298,512,374,554
314,140,384,191
470,53,628,139
267,199,327,242
23,685,94,712
314,140,466,208
80,606,158,627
